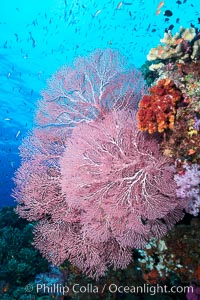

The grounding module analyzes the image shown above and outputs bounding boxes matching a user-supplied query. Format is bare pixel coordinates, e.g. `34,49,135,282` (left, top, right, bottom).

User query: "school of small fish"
0,0,199,206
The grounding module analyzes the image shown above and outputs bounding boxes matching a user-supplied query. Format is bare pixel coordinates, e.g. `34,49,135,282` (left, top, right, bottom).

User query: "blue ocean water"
0,0,199,206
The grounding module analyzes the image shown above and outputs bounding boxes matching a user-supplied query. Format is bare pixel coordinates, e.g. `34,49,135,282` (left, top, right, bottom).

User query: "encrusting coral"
161,101,200,163
160,61,200,163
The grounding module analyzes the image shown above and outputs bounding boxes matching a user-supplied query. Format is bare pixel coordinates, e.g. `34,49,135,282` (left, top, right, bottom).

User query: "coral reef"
0,207,50,299
137,78,182,133
137,27,200,287
139,27,200,165
161,106,200,163
140,60,159,86
139,217,200,285
147,27,200,68
160,61,200,163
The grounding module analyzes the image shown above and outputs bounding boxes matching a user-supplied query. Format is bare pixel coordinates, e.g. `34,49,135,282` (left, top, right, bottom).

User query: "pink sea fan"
60,110,185,250
13,49,147,279
13,127,66,221
36,49,145,128
33,220,132,279
13,110,185,280
14,49,145,221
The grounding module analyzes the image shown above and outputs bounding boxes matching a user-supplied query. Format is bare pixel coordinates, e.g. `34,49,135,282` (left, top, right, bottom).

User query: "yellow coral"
147,27,197,65
180,27,196,41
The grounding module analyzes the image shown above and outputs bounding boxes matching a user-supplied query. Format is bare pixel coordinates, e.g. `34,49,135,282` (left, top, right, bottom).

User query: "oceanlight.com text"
31,283,194,296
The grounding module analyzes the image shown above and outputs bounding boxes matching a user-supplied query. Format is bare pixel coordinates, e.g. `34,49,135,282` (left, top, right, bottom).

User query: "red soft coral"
137,79,182,134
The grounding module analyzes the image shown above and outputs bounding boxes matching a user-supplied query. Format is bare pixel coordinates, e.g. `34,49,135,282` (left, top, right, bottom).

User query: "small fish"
158,48,165,55
175,38,183,44
164,10,173,17
117,1,123,9
10,161,14,168
156,9,161,15
156,1,164,15
176,18,180,23
123,2,133,4
188,149,196,155
14,33,19,42
165,17,170,22
168,24,174,30
157,1,164,10
31,37,36,47
93,9,101,17
176,0,182,4
152,29,156,32
198,17,200,24
32,19,38,26
16,130,21,138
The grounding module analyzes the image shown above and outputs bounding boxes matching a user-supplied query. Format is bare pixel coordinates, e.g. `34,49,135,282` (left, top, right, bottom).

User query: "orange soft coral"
137,78,182,134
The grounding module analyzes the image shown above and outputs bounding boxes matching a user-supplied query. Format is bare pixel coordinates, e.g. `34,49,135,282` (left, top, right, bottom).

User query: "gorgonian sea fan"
33,220,133,279
14,49,145,222
13,49,147,279
27,110,186,280
36,49,145,128
13,127,66,221
60,110,185,251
